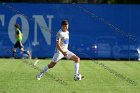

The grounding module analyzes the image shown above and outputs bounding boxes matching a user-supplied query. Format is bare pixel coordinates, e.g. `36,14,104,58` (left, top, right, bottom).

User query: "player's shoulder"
66,31,69,34
56,29,62,37
56,29,69,36
17,29,21,32
57,29,63,35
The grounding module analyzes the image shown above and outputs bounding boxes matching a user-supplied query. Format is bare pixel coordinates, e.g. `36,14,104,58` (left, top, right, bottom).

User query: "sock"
74,63,79,75
39,65,49,75
12,51,16,57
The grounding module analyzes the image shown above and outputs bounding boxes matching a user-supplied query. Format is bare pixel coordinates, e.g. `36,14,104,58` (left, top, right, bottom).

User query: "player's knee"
48,62,56,68
48,64,55,68
20,48,24,52
75,57,80,63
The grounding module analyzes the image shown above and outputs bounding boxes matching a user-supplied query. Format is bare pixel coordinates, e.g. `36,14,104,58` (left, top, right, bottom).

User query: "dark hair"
14,24,20,28
61,20,68,26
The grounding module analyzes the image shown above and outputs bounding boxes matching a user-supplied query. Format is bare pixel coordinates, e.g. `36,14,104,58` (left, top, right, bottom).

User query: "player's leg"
70,55,80,76
12,48,17,58
36,62,57,80
21,48,31,58
69,53,84,80
12,42,18,58
36,53,64,80
19,42,31,59
66,51,81,77
39,62,57,75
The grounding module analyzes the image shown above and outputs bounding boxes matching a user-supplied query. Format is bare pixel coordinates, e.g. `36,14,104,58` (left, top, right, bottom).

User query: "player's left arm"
16,30,19,38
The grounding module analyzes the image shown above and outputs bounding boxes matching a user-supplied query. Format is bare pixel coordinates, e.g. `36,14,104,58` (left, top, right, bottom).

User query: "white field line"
34,60,39,66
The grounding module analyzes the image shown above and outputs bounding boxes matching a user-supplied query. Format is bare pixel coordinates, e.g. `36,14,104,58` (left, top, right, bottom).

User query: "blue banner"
0,3,140,59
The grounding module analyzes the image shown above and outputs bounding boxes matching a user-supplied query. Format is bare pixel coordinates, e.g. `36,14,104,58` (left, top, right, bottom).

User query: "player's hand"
62,52,67,57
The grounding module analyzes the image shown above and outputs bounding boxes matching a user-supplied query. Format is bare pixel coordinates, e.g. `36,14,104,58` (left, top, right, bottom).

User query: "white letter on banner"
8,14,29,44
0,15,4,27
32,15,53,46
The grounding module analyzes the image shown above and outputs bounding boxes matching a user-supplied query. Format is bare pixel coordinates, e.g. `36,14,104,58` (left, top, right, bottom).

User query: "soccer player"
12,24,31,59
36,20,82,80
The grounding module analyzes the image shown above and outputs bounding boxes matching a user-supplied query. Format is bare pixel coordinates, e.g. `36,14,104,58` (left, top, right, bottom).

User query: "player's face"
62,24,69,32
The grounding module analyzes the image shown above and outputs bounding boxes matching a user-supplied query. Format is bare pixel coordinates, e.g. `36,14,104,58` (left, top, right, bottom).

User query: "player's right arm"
56,32,67,57
56,40,67,57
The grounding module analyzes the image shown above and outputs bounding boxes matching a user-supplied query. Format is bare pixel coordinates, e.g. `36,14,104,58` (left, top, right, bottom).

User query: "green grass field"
0,58,140,93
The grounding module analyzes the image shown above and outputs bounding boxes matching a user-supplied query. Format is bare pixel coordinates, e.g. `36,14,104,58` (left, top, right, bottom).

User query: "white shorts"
51,50,75,62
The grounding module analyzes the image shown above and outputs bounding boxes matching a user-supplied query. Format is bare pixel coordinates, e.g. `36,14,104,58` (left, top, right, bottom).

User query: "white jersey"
55,29,69,53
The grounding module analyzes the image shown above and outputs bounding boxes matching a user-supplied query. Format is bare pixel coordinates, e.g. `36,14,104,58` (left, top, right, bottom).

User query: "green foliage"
107,0,117,4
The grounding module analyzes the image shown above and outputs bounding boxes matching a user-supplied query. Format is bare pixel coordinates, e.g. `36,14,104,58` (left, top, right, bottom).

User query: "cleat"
36,73,42,80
